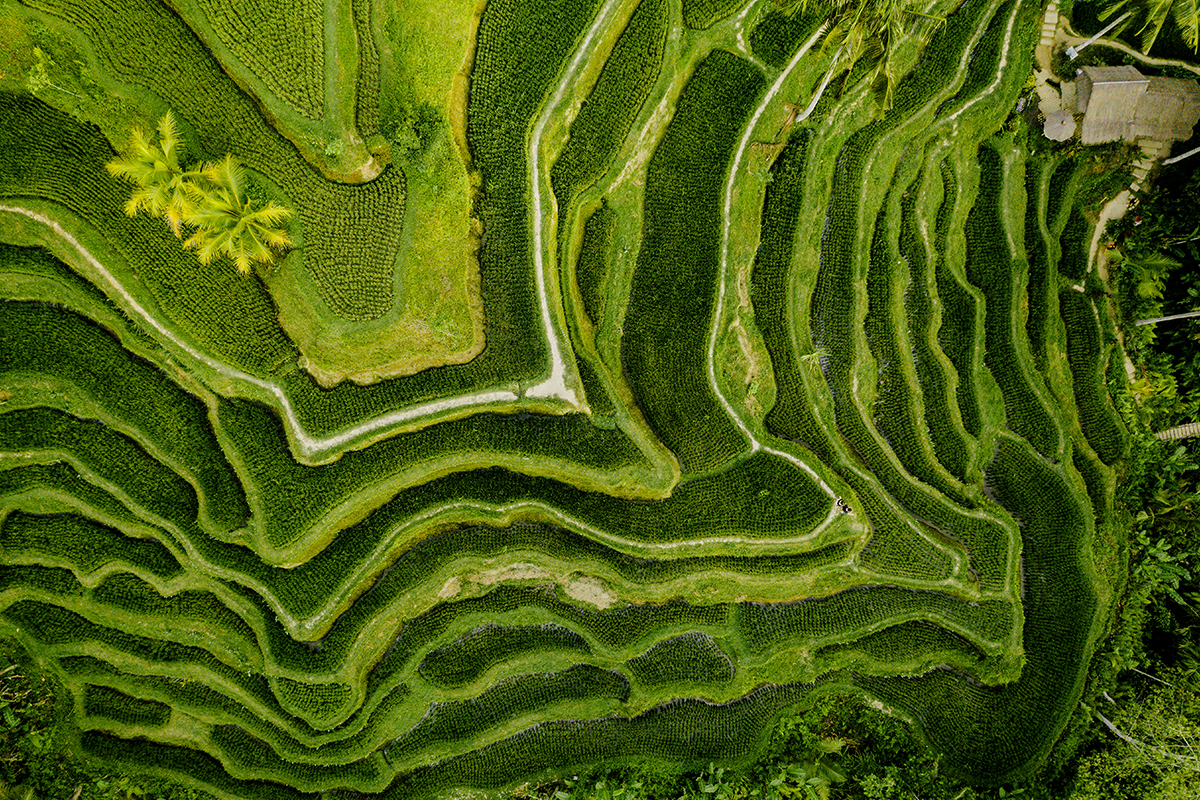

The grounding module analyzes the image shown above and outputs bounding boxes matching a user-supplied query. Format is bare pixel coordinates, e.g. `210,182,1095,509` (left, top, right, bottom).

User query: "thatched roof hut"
1076,65,1200,145
1077,66,1147,144
1134,76,1200,140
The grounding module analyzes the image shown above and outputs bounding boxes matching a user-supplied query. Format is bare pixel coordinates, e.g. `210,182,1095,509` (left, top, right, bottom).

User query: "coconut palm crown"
183,154,294,274
1100,0,1200,54
105,111,200,236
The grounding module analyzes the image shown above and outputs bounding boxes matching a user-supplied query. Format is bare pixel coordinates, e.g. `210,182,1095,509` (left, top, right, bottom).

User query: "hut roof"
1075,65,1200,145
1078,66,1148,144
1132,76,1200,140
1044,110,1076,141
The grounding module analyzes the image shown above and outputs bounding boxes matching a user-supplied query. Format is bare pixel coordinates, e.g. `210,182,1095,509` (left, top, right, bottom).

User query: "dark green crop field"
0,0,1133,797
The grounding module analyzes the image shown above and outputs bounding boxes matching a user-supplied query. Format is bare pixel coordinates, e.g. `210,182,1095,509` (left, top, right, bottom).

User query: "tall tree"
775,0,943,118
105,111,201,236
182,155,293,274
1100,0,1200,54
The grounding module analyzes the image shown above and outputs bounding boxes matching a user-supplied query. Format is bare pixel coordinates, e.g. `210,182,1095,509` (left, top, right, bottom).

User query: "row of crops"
0,0,1129,796
14,0,396,323
180,0,327,119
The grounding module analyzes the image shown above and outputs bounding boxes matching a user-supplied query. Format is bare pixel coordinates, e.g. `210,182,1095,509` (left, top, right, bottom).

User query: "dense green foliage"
15,0,399,320
682,0,747,29
107,114,294,274
0,0,1144,797
551,0,668,216
1109,158,1200,430
622,49,763,474
184,0,325,117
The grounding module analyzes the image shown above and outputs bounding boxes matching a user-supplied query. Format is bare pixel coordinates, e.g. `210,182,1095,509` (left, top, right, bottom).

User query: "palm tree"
182,155,293,274
1099,0,1200,54
774,0,943,118
105,111,201,236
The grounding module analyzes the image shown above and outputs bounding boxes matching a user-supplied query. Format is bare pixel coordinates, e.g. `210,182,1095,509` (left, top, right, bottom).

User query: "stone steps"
1040,3,1060,46
1157,422,1200,440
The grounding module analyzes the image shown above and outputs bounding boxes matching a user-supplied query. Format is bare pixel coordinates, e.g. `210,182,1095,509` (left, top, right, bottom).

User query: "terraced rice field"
0,0,1129,796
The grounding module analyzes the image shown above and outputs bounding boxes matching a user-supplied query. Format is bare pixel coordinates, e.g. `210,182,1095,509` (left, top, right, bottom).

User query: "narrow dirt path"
1,6,641,456
708,24,858,542
0,205,521,462
712,24,827,456
1059,26,1200,75
525,0,631,404
1035,9,1159,384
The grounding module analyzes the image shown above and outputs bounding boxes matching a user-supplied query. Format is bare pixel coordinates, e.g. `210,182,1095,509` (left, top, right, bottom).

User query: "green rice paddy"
0,0,1129,796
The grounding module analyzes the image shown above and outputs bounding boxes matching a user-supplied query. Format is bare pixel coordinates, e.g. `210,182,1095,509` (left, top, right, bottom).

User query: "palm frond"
1099,0,1136,21
260,227,293,249
148,182,175,218
903,8,946,26
246,232,274,264
773,0,813,18
168,179,196,211
1138,0,1172,52
225,231,258,274
128,128,156,164
200,236,225,266
184,178,238,230
247,202,294,226
821,23,850,62
184,229,224,266
124,190,150,217
182,179,214,207
1103,0,1199,53
866,48,898,117
186,207,230,233
156,111,182,170
862,33,886,61
105,155,140,182
108,129,160,186
1174,0,1200,50
181,228,204,251
204,154,246,205
164,188,196,237
110,113,294,274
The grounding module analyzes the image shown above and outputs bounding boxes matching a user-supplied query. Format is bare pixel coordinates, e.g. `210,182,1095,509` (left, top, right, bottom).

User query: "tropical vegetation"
106,111,292,273
772,0,946,115
0,0,1193,798
1097,0,1200,54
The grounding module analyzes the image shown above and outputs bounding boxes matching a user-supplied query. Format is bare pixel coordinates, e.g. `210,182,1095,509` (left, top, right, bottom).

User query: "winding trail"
525,0,630,404
707,0,1027,590
730,0,772,71
0,0,1007,595
1060,23,1200,76
710,24,845,536
0,205,520,462
0,2,639,456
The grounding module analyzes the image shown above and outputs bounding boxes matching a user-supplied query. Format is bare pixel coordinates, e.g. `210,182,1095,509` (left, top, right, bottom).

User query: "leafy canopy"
1099,0,1200,54
107,112,292,272
105,110,201,236
183,155,293,274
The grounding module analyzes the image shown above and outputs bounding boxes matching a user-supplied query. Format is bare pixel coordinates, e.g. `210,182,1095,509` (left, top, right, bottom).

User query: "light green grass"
267,0,486,385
